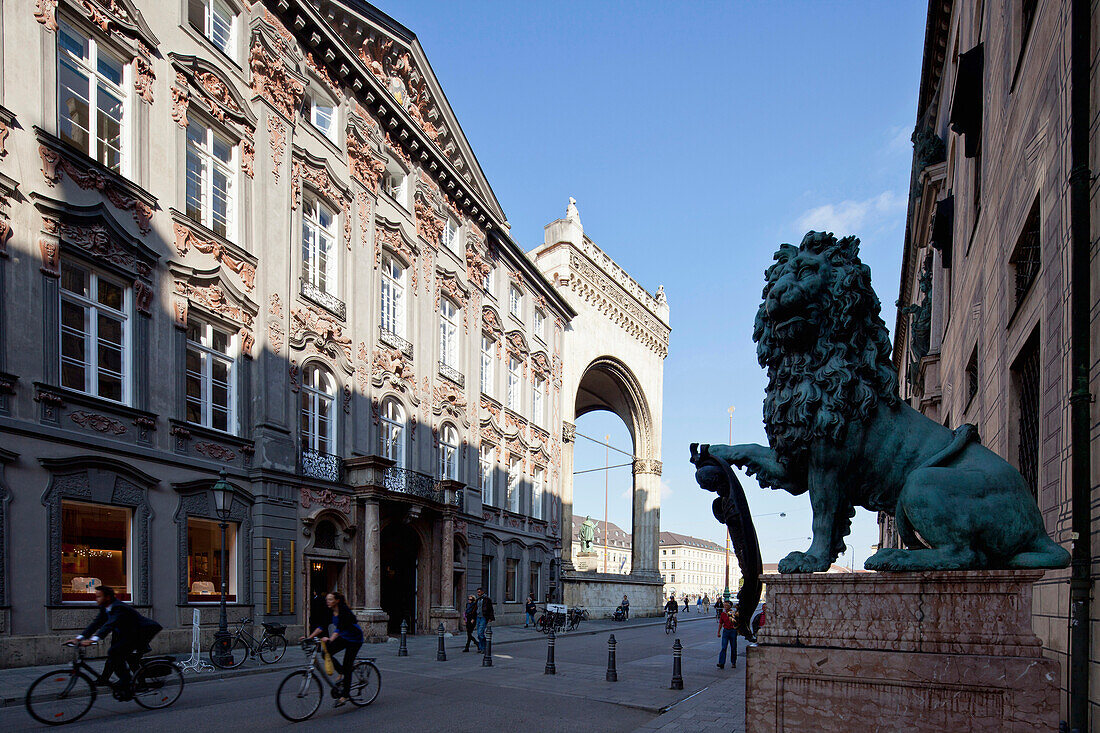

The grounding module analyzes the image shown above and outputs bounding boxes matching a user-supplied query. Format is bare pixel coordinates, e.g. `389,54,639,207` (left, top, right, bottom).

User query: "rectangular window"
60,261,129,403
529,563,541,600
507,458,521,513
1013,332,1041,498
442,217,460,255
186,119,235,239
62,501,131,602
439,300,459,368
532,377,544,426
185,319,236,433
438,424,458,481
670,574,676,583
507,358,521,411
302,196,337,295
380,253,406,339
1011,197,1041,309
480,336,494,395
532,467,544,520
966,346,979,406
57,20,128,174
509,285,522,317
483,267,494,295
671,561,676,569
505,559,518,602
480,444,496,506
482,556,492,595
534,310,545,340
187,517,237,602
188,0,235,57
301,92,336,142
384,167,407,208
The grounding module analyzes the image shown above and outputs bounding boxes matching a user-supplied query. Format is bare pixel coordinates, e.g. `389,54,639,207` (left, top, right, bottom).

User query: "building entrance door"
381,523,419,634
309,560,344,597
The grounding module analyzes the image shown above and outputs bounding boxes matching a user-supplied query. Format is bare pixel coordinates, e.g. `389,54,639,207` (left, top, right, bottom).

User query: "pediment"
171,53,257,129
43,0,159,48
33,196,159,280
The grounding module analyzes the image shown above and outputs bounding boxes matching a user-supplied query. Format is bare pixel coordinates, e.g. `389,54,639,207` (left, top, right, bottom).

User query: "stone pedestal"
746,571,1059,732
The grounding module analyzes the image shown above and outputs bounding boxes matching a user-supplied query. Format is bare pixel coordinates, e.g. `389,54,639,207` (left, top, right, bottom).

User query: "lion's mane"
754,232,899,475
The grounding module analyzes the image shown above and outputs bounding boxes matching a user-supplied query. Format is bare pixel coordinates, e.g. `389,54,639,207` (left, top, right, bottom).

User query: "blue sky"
386,1,927,569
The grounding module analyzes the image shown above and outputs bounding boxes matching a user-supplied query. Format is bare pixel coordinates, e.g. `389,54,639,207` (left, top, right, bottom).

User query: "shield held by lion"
696,231,1069,573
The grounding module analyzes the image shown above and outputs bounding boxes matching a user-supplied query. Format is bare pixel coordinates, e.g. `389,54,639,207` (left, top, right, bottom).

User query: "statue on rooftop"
694,231,1070,573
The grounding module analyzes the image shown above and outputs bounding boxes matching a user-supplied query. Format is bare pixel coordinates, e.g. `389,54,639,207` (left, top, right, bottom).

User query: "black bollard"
481,625,493,667
670,638,684,690
606,633,617,681
436,622,447,661
398,619,409,657
544,628,556,675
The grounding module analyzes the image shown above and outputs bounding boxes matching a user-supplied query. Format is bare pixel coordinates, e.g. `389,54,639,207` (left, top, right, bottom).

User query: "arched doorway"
381,522,419,634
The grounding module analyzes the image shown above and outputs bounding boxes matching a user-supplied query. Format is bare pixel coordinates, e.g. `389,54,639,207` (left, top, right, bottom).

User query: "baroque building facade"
0,0,680,665
889,0,1099,726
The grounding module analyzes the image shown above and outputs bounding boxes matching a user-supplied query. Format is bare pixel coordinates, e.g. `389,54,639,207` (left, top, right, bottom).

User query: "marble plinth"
746,571,1059,732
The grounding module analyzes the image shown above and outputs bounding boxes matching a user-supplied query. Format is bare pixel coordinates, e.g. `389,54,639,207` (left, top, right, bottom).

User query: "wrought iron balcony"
379,326,413,358
300,449,342,483
301,280,346,320
438,361,465,388
383,466,443,500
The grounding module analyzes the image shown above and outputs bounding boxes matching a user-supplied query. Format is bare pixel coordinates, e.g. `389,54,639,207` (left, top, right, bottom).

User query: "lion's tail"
919,423,980,469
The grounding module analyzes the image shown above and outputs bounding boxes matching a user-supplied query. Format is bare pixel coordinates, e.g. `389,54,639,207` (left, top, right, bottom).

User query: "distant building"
570,516,632,575
659,531,730,602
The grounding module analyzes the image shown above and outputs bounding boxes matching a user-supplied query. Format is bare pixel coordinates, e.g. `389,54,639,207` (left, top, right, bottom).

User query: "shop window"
57,20,128,174
62,501,131,602
187,517,237,602
529,562,541,599
505,558,518,602
60,260,129,403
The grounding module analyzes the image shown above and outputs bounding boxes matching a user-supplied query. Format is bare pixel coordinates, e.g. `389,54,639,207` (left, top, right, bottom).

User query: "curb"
0,658,299,709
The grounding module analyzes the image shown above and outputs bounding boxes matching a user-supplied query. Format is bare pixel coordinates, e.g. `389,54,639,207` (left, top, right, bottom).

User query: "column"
363,498,382,611
559,422,576,571
630,459,663,579
440,508,455,611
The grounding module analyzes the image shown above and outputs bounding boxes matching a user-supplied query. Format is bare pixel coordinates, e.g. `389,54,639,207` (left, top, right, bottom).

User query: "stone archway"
532,201,670,616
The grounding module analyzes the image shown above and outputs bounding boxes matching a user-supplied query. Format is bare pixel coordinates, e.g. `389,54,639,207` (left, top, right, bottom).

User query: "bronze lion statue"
698,231,1069,572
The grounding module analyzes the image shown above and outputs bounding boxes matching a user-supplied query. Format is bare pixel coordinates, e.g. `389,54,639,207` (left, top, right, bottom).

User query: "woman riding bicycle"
303,591,363,707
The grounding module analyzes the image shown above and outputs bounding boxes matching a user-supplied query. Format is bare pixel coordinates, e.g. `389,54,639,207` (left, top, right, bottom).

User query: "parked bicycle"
566,607,584,631
275,638,381,722
208,618,288,669
25,641,184,725
664,611,678,635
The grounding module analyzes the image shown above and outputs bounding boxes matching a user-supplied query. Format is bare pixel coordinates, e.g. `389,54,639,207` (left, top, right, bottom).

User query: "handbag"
321,640,335,675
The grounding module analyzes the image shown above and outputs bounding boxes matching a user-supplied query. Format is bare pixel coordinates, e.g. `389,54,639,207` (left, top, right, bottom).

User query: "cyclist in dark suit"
69,586,162,699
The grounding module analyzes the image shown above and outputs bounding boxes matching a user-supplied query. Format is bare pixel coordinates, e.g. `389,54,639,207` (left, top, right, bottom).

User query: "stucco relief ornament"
415,197,444,246
174,281,254,326
241,138,255,178
371,346,415,390
267,116,286,183
249,42,304,120
174,222,256,290
38,146,154,234
289,306,353,363
134,54,155,104
374,224,419,291
693,231,1071,574
346,130,386,192
70,410,126,435
34,0,59,31
433,380,468,421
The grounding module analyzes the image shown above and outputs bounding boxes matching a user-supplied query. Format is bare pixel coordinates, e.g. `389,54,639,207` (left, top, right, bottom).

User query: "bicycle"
275,638,381,722
25,641,184,725
566,608,584,632
665,612,678,635
208,617,288,669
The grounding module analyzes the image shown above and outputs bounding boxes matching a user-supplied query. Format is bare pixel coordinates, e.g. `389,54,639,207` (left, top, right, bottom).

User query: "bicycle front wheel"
208,636,249,669
25,670,96,726
132,661,184,709
349,661,381,707
259,635,287,664
275,670,323,722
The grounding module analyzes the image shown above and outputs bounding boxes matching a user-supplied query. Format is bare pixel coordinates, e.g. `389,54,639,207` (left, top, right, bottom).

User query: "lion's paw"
778,551,830,574
864,548,908,571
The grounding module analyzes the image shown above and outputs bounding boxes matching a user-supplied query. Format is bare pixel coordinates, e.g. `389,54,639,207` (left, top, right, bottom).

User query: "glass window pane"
97,372,122,402
188,0,206,31
58,61,91,154
187,518,237,601
61,501,130,601
59,23,89,60
61,262,88,296
96,51,124,87
97,311,123,342
97,340,122,373
61,299,86,331
211,2,233,54
97,85,123,171
61,361,86,391
186,148,206,223
97,279,124,311
213,135,232,165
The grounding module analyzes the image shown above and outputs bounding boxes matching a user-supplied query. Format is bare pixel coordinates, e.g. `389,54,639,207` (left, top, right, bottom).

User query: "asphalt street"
1,614,743,732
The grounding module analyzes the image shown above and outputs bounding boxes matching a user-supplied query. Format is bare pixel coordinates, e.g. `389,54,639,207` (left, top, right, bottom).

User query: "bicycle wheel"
25,670,96,726
275,670,323,722
259,635,288,664
348,661,381,707
132,661,184,709
208,636,249,669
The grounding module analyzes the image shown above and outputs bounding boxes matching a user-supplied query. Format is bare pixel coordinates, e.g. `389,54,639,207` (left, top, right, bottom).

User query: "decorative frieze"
70,410,127,435
173,220,256,291
195,442,236,462
267,116,286,183
433,379,468,423
173,280,254,327
38,144,154,234
632,458,663,476
300,486,351,513
289,305,354,366
305,52,341,96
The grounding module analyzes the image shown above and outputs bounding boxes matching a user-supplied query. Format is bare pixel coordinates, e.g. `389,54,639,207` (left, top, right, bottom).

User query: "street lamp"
211,470,233,666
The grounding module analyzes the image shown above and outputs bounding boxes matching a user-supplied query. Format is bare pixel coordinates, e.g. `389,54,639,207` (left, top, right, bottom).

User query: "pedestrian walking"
620,594,629,620
525,594,537,628
463,595,477,652
702,594,711,615
716,600,738,669
682,596,689,613
696,596,702,613
475,587,495,653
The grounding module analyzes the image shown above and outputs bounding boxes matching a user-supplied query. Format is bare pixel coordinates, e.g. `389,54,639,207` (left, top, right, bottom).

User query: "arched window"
439,423,459,480
380,253,406,339
314,519,337,550
302,195,336,295
439,298,459,369
380,397,405,468
301,363,335,454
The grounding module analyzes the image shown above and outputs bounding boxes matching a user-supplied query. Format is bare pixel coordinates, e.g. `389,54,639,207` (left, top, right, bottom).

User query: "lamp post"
211,470,233,666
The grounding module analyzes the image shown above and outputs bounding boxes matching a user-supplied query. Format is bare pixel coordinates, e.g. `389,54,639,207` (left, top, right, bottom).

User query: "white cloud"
884,125,911,157
794,191,905,237
660,479,673,500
